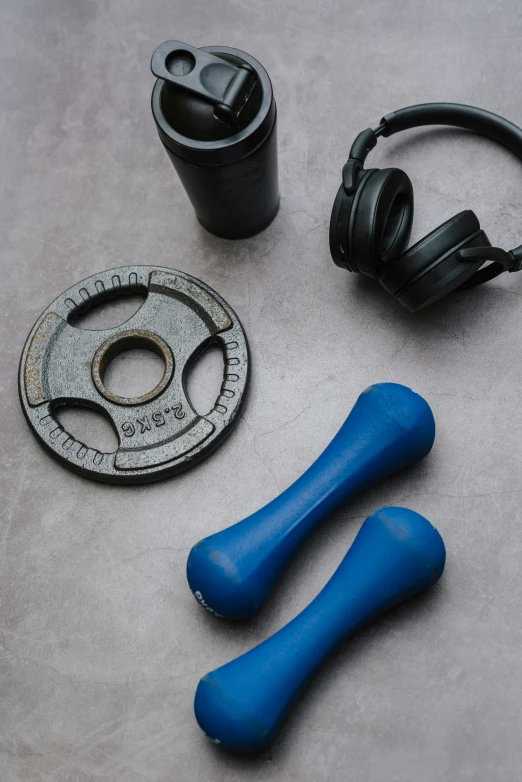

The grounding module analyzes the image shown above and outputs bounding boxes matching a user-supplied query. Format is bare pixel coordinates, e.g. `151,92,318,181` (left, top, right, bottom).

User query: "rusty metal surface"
18,265,249,483
91,329,175,406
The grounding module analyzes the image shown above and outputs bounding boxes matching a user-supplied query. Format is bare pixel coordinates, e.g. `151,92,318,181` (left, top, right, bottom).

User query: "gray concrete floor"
2,1,522,780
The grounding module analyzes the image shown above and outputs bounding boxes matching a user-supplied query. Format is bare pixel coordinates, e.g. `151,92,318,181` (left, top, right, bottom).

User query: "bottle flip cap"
151,41,275,166
151,40,258,130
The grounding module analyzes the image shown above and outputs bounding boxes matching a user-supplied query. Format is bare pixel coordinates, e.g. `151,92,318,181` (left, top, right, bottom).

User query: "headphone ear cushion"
379,210,490,311
348,168,414,278
379,210,481,296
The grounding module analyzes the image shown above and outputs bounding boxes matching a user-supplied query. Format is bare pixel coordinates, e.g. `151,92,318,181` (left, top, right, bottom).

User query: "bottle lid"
151,41,276,166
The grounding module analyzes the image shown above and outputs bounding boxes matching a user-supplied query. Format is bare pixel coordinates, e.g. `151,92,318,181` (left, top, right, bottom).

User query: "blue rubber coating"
187,383,436,620
194,506,446,754
187,383,435,620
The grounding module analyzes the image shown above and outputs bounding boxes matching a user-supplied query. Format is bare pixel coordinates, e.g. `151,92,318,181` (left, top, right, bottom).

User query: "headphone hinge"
342,159,363,194
458,246,516,271
508,246,522,272
348,127,378,164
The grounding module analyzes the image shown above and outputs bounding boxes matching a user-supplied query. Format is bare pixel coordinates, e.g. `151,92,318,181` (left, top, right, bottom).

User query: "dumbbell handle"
187,383,435,620
194,507,446,754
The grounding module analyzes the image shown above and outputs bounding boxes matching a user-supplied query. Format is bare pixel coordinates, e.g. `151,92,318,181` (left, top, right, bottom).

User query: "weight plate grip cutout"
19,266,249,483
187,383,435,619
195,507,446,754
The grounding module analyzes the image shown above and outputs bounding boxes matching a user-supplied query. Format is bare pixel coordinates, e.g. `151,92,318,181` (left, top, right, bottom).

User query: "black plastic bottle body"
151,46,279,240
160,117,278,239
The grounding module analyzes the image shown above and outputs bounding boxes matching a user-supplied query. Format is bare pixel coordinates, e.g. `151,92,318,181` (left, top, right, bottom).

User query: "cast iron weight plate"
18,266,249,483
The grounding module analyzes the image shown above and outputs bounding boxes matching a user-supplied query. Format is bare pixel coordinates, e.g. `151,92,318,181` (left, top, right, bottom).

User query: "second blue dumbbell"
187,383,435,620
195,507,446,753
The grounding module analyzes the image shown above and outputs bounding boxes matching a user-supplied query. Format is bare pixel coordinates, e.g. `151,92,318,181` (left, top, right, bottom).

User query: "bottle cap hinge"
151,40,258,129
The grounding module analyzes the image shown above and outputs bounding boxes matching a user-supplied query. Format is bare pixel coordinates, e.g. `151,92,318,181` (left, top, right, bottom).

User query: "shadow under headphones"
330,103,522,311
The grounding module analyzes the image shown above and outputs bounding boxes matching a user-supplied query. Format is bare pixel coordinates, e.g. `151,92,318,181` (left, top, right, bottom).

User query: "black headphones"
330,103,522,311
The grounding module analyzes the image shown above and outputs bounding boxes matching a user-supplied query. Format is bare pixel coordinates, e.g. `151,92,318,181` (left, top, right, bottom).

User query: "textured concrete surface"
2,1,522,780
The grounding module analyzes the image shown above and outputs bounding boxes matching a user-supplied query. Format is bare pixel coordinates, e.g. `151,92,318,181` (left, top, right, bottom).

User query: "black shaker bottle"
151,40,279,239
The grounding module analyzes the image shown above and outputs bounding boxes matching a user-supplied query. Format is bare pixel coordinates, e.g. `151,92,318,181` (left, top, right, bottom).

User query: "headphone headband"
348,102,522,266
350,102,522,165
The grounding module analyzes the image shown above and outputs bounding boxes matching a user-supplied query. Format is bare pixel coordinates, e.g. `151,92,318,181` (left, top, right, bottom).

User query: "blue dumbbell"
187,383,435,620
195,506,446,754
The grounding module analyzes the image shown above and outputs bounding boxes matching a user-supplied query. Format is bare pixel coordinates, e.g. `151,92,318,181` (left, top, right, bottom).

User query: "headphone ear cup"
348,168,414,278
379,210,491,311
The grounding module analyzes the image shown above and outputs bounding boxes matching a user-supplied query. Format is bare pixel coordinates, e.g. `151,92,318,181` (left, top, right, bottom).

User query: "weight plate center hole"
92,331,174,406
105,348,165,398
